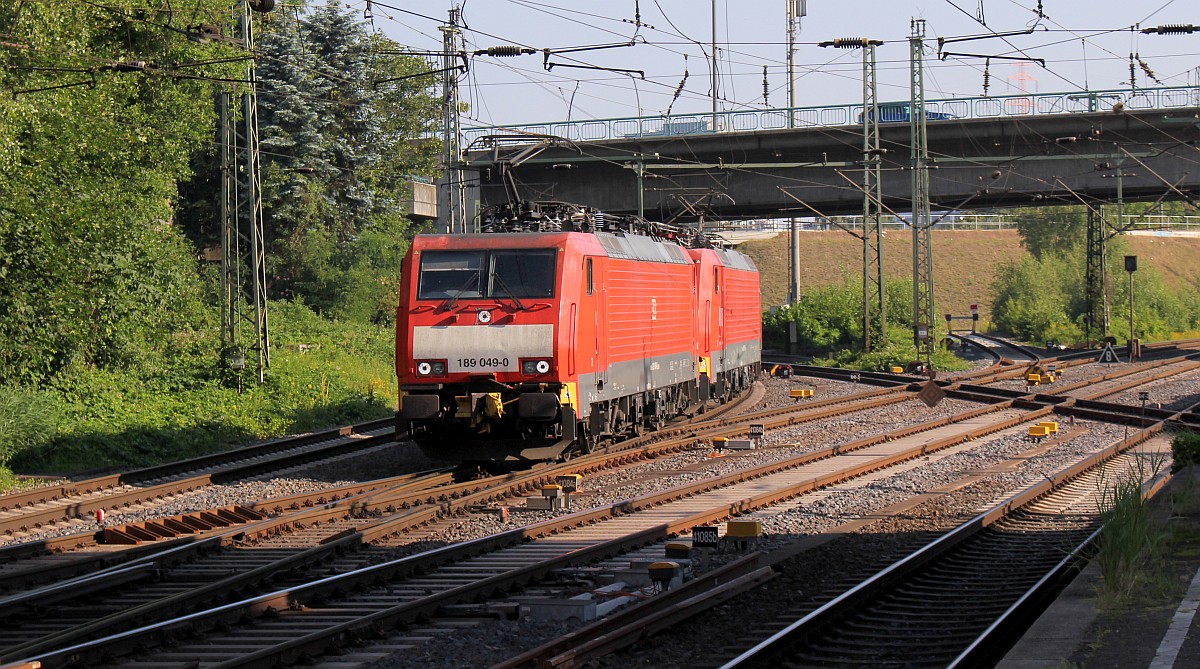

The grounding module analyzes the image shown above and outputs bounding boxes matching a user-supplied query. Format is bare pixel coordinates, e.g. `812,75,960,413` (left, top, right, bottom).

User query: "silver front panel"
413,324,554,373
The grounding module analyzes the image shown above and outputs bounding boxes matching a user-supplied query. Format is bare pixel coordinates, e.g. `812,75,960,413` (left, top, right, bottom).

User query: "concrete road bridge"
460,86,1200,221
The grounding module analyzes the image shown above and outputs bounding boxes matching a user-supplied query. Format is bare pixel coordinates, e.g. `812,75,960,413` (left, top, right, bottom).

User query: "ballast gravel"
360,384,1178,669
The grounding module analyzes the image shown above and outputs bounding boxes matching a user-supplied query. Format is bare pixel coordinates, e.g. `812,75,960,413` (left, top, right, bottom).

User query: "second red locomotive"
396,217,760,463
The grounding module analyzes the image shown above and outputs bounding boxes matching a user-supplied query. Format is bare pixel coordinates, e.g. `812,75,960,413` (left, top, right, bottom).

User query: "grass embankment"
1,301,397,480
738,230,1200,329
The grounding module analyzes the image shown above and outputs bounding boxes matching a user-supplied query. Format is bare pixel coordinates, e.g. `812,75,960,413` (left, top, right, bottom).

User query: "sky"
355,0,1200,127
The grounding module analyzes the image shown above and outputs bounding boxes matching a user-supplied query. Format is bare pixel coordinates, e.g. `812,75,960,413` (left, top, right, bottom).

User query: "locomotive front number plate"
452,357,514,372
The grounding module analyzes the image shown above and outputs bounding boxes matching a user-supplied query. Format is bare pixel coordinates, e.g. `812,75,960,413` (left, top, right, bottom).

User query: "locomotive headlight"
415,360,446,376
521,359,551,375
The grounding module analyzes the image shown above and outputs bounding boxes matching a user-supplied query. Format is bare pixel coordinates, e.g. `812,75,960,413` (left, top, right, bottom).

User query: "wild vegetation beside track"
0,3,435,486
1069,460,1200,669
1,303,398,479
741,225,1200,358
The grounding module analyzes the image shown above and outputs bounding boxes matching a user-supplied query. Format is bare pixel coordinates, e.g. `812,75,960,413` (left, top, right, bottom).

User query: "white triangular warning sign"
1097,342,1122,364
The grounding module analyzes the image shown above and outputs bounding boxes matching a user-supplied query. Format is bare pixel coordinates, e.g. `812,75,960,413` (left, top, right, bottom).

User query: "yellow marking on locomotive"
455,392,505,432
483,393,504,418
699,357,711,375
559,383,579,413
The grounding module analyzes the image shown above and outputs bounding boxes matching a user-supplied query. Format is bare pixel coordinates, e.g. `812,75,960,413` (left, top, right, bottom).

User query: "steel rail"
958,332,1041,362
4,359,1194,668
0,417,394,511
0,431,395,537
489,553,776,669
719,398,1193,669
0,468,459,598
1,394,1067,668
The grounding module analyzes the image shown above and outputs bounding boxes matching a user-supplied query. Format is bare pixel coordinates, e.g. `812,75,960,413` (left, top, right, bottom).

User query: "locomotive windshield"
418,249,557,300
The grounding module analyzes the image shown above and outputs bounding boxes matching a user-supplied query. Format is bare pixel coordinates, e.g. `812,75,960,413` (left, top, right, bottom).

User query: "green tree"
252,2,438,320
0,1,237,384
1011,205,1087,259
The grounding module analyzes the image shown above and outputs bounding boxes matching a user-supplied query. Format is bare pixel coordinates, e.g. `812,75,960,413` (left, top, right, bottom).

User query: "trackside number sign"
693,526,719,548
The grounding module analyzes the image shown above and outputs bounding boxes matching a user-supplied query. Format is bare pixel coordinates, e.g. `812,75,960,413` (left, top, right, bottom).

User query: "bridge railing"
735,213,1200,234
462,85,1200,147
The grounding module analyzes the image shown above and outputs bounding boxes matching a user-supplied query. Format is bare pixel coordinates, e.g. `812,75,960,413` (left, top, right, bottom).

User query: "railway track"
953,332,1040,363
719,433,1180,668
0,418,397,542
1,344,1198,668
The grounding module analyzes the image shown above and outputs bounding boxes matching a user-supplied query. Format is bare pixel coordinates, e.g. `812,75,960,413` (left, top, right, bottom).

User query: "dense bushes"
992,245,1200,346
0,3,435,483
7,302,398,475
763,279,967,372
1172,432,1200,472
993,205,1200,345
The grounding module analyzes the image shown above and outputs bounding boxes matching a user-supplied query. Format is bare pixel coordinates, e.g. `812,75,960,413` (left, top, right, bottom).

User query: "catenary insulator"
822,37,882,48
1141,24,1196,35
479,45,534,57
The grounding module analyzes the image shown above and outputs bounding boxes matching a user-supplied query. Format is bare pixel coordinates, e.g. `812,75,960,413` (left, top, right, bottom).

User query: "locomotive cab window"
418,251,484,299
490,250,556,298
418,249,556,301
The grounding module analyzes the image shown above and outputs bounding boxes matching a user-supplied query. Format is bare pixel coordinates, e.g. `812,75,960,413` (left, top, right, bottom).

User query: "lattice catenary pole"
220,0,272,384
909,19,935,366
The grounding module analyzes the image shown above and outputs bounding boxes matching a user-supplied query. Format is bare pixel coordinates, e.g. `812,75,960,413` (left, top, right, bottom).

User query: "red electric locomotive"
396,214,760,463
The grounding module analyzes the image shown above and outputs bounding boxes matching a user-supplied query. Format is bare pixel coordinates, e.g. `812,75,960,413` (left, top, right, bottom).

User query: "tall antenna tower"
220,0,273,384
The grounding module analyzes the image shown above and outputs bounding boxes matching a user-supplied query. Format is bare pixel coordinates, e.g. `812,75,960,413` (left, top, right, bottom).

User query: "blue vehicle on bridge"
859,103,956,123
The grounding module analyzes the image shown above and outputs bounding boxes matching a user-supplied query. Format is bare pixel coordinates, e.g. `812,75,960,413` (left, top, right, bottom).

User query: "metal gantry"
220,0,270,384
909,19,935,366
